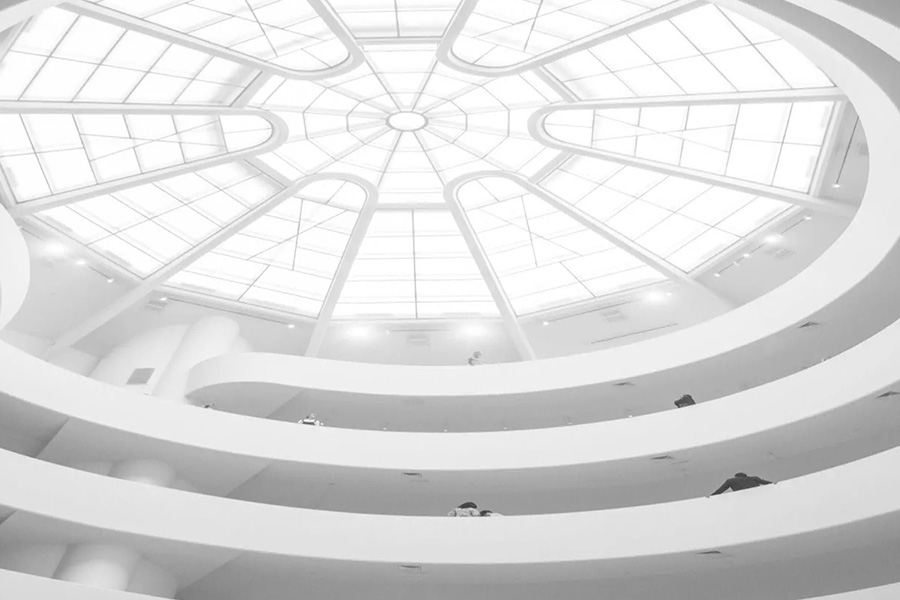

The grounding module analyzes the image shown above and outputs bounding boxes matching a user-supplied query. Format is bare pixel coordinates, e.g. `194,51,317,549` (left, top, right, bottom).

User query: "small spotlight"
46,242,67,256
804,215,813,221
644,291,667,303
742,253,751,258
542,321,550,326
832,183,842,189
106,278,115,284
348,325,371,338
764,233,783,244
287,323,295,330
159,296,168,302
75,258,87,266
713,273,722,278
462,324,486,336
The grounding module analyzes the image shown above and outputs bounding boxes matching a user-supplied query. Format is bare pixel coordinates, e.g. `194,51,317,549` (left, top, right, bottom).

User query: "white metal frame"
444,177,537,361
45,173,376,355
64,0,366,80
528,90,855,217
436,0,703,77
447,170,734,311
0,103,289,216
304,180,379,357
0,0,864,343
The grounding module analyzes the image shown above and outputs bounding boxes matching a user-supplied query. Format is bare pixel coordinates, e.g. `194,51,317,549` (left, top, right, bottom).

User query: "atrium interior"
0,0,897,599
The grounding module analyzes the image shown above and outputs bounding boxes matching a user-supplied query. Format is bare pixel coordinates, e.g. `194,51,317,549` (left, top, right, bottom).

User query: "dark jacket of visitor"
711,473,772,495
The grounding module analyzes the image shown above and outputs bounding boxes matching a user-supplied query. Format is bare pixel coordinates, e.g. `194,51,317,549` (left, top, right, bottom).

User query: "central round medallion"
387,111,428,132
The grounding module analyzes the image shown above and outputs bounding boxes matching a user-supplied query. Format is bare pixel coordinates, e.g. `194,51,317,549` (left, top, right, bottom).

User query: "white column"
54,544,140,591
152,315,241,403
53,543,177,598
109,460,177,488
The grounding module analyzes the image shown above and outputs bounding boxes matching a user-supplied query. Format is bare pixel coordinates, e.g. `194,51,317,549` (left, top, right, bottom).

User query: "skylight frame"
2,104,288,216
71,0,366,80
0,0,857,339
437,0,701,77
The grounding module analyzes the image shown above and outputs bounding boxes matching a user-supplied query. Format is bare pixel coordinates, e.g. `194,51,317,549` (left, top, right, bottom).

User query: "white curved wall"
0,446,899,572
0,204,29,330
90,326,188,393
0,0,898,599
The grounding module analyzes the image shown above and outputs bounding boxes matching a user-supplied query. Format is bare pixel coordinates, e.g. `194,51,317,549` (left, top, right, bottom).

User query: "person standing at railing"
710,472,774,496
447,502,480,517
299,413,323,426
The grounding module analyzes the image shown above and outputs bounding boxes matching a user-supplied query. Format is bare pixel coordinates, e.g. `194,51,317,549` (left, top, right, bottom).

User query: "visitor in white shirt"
447,502,480,517
299,413,323,426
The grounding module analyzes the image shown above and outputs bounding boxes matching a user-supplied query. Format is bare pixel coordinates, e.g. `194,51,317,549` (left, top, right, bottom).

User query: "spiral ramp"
2,0,900,599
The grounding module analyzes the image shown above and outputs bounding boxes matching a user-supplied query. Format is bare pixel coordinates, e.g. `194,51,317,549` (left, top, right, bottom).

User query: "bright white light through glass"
462,324,486,337
347,325,372,339
3,1,846,322
387,112,428,132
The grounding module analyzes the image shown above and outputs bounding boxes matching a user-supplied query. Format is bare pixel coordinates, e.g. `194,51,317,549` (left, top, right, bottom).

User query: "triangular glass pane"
539,155,794,272
168,181,367,316
546,4,833,97
34,161,285,277
0,7,257,104
452,0,680,70
334,209,500,319
459,176,666,315
0,112,273,205
85,0,353,74
542,100,836,193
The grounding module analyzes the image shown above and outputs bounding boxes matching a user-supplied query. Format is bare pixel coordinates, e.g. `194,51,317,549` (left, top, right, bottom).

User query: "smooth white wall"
153,316,243,403
0,201,29,330
0,330,97,376
90,325,188,394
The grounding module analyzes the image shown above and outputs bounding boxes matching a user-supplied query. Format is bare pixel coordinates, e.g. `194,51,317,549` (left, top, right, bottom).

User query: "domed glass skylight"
0,0,845,323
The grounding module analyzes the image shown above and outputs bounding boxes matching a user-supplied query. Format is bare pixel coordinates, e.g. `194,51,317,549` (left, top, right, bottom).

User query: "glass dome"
0,0,844,322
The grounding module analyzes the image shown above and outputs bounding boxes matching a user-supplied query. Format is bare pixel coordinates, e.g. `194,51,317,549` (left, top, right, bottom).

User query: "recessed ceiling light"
832,183,842,188
462,324,485,336
644,291,667,303
542,321,550,326
764,233,783,244
46,242,67,256
713,273,722,278
75,259,87,266
804,215,814,221
106,278,115,284
742,253,751,258
348,325,371,338
159,296,168,302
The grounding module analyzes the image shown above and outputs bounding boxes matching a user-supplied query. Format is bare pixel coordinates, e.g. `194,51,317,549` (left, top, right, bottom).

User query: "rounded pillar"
54,544,140,591
109,460,177,488
152,316,242,403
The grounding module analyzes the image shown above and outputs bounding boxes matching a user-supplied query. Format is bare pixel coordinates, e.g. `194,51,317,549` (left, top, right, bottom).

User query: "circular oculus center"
387,111,427,131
